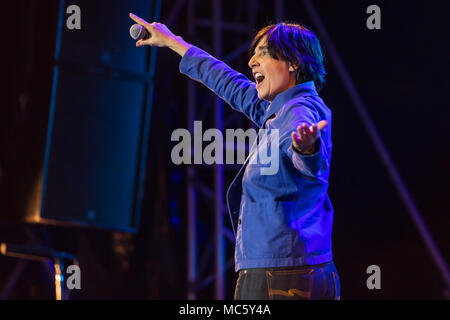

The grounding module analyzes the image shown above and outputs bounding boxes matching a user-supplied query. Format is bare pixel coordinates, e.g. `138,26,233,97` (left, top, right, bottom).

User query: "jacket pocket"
242,200,292,259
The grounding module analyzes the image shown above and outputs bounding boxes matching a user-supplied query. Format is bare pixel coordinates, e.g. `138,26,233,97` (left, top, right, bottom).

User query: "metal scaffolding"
182,0,262,299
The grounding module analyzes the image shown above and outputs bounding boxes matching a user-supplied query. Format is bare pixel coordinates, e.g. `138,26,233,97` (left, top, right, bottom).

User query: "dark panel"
38,0,153,231
42,71,146,230
0,0,153,232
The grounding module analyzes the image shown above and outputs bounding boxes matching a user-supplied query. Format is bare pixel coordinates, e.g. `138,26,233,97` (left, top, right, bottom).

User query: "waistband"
239,261,335,275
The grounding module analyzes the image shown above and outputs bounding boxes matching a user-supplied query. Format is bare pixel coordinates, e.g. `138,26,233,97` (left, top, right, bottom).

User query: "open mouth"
254,72,265,88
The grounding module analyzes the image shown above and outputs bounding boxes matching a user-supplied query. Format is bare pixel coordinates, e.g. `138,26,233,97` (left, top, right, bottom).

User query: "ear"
288,63,298,73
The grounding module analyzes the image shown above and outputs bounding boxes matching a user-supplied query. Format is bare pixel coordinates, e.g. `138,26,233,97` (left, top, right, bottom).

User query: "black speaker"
0,0,156,232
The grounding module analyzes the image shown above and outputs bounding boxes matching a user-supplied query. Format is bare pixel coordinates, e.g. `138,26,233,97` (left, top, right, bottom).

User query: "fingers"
136,38,153,47
291,123,311,150
317,120,328,131
296,120,327,140
292,120,327,151
297,123,313,141
311,123,318,137
129,12,150,27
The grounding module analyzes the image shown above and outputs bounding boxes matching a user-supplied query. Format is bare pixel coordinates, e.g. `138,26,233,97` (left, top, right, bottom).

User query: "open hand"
291,120,328,154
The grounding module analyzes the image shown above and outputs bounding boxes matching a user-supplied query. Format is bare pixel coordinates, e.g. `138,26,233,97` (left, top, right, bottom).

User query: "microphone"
129,24,150,41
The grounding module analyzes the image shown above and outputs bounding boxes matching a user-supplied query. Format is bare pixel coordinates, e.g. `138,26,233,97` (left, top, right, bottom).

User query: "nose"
248,54,259,69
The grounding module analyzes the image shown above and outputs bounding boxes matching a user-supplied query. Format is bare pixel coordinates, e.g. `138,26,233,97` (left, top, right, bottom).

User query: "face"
248,36,297,102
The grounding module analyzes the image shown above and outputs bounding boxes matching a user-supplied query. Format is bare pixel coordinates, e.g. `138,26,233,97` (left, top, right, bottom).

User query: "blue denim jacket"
180,46,333,271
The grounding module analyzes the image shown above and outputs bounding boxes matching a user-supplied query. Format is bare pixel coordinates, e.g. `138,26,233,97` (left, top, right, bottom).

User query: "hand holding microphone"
129,13,192,56
129,24,150,41
129,13,177,47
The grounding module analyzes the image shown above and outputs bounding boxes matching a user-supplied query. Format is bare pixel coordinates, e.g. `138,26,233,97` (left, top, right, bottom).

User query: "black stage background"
0,0,449,300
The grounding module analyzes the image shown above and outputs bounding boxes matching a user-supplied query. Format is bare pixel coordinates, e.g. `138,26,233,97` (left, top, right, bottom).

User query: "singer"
129,13,340,300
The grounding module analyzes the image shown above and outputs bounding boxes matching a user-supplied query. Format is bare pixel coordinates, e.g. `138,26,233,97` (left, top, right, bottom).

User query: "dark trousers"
234,261,340,300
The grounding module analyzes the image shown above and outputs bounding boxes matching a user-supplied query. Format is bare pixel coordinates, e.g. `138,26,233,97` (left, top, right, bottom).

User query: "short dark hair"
249,23,326,91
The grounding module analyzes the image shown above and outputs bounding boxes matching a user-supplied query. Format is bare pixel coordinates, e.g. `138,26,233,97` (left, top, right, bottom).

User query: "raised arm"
129,13,269,127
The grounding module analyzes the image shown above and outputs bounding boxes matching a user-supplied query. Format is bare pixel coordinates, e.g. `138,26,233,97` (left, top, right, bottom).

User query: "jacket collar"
263,81,318,123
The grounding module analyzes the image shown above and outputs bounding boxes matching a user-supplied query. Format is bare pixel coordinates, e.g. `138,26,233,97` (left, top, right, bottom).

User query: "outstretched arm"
129,13,269,127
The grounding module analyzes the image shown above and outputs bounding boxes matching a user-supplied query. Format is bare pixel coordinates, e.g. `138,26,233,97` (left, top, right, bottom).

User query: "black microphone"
129,24,150,41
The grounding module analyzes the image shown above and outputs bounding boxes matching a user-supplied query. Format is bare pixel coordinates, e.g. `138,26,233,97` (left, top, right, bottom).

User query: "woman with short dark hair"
130,13,340,300
249,23,326,90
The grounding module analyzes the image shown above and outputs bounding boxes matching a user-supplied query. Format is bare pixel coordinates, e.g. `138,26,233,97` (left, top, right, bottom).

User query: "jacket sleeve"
179,46,269,128
279,102,331,178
